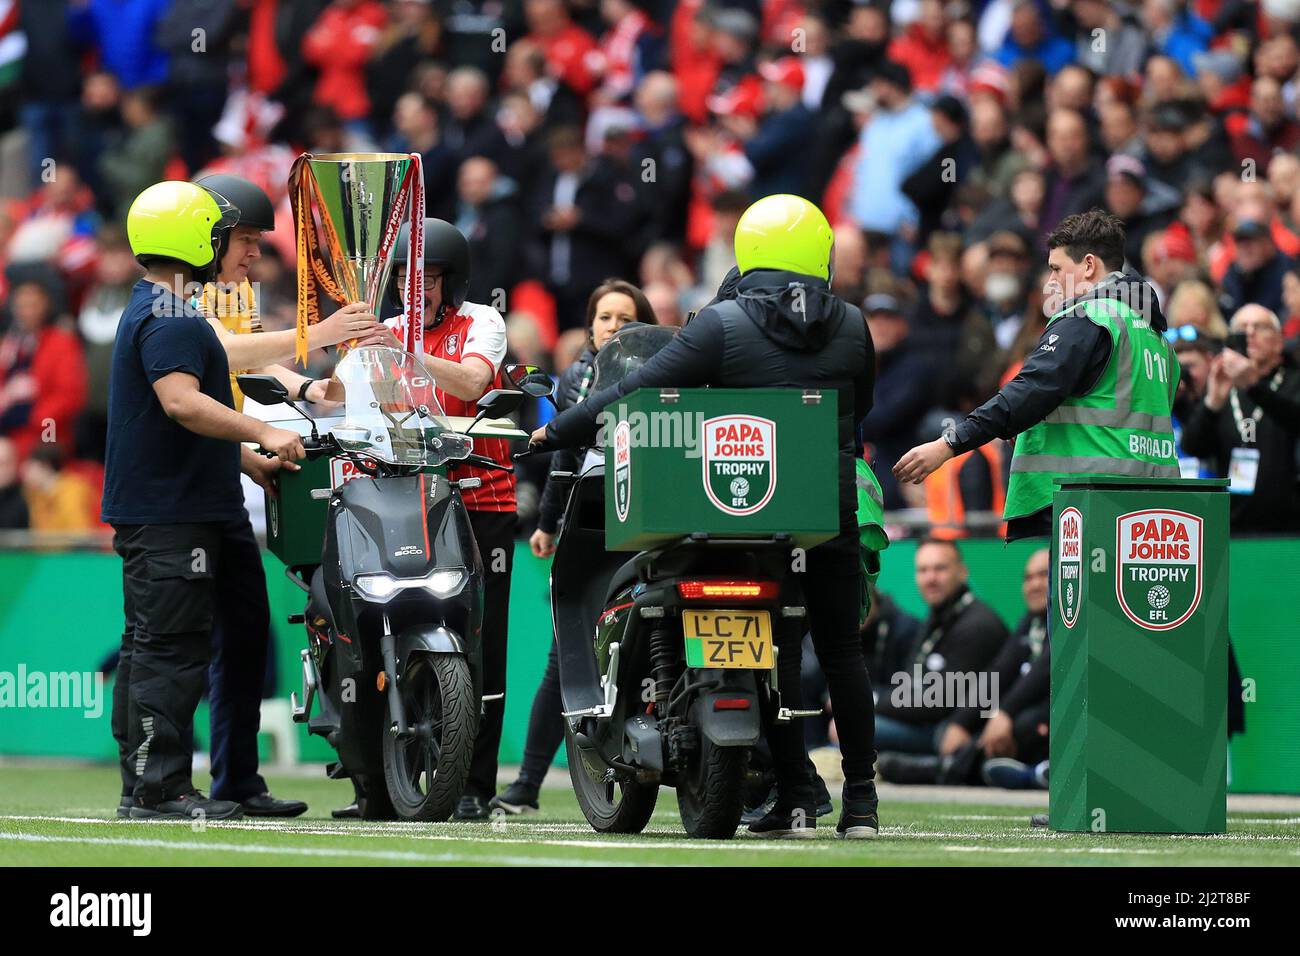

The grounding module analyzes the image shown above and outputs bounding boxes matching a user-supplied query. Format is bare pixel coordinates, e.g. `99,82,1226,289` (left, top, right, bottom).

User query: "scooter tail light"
676,580,778,601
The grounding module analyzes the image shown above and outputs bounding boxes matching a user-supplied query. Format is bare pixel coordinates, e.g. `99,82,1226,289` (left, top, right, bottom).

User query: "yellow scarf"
198,279,262,412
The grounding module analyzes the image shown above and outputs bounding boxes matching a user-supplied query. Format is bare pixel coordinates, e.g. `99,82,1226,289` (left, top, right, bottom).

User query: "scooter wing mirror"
237,374,292,406
467,388,525,432
505,364,557,403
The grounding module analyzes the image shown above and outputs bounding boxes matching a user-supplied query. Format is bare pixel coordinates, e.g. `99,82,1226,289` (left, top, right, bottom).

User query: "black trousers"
206,516,272,802
465,510,516,799
764,532,877,806
112,519,243,805
518,638,565,787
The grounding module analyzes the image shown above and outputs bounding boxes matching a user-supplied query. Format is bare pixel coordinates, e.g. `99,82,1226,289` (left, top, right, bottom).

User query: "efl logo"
1115,509,1203,631
701,415,776,516
1057,507,1083,629
613,420,632,523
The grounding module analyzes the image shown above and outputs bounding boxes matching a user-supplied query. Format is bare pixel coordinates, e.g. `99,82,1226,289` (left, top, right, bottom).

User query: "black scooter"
239,346,526,820
528,327,815,839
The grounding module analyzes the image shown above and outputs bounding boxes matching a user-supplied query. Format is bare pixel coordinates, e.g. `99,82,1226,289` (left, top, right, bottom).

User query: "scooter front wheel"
382,654,478,820
565,725,658,834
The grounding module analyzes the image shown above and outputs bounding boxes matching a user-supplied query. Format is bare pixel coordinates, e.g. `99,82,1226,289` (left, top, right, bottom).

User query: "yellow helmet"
127,181,237,279
733,194,834,280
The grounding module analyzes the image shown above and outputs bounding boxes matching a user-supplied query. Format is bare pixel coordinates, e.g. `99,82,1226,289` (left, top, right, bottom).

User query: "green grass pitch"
1,764,1296,866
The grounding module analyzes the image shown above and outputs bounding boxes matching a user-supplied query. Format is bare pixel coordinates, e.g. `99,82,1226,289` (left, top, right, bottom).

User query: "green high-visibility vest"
1004,293,1181,521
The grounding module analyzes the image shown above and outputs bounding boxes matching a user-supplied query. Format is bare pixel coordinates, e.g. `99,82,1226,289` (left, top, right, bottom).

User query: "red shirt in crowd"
528,22,600,99
301,0,387,121
0,325,87,461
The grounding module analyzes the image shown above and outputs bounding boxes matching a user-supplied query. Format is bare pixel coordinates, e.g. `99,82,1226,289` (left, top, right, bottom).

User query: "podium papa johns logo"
1115,509,1202,631
1057,507,1083,628
613,421,631,523
702,416,776,515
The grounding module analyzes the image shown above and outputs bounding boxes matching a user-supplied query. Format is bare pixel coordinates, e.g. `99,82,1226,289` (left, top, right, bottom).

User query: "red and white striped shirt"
391,301,515,512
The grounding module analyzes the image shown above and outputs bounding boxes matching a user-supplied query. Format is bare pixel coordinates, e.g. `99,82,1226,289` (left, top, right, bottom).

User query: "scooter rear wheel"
382,654,478,820
676,733,747,840
565,725,658,833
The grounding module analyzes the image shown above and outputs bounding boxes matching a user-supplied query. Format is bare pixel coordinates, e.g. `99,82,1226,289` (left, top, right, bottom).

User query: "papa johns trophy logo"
1115,509,1203,631
702,415,776,515
613,420,632,522
1057,507,1083,629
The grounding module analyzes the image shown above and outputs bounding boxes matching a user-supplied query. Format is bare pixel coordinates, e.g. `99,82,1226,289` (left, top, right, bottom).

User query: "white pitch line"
941,845,1164,855
0,831,634,866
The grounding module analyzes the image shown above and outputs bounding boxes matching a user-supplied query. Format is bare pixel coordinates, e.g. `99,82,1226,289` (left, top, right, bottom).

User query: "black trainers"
741,785,833,825
835,782,879,840
129,790,243,821
452,795,491,821
489,781,540,815
747,804,817,839
240,792,309,818
332,801,361,819
116,795,134,818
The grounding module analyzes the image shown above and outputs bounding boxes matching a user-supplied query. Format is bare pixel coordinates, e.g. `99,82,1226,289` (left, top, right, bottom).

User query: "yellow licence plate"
682,610,773,669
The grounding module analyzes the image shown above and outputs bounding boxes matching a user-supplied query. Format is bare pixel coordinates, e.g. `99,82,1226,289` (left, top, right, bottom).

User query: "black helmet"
392,218,471,314
193,174,275,231
193,174,275,276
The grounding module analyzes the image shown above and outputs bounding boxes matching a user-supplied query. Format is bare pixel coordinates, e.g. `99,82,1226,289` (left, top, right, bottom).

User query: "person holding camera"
1179,304,1300,534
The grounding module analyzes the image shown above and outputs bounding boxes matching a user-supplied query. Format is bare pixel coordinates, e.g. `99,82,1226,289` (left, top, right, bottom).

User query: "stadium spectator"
1231,76,1300,171
1180,305,1300,533
67,0,170,92
523,0,600,99
366,0,444,142
157,0,238,174
903,95,977,244
0,277,86,461
531,125,644,330
993,0,1072,76
849,60,941,269
301,0,388,131
879,547,1050,786
1221,219,1293,317
97,86,174,222
745,56,816,199
457,157,523,306
1040,108,1105,237
873,538,1007,757
859,293,939,510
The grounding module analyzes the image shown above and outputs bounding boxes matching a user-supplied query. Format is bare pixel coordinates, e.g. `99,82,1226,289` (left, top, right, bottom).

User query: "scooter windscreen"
591,322,677,392
328,345,473,466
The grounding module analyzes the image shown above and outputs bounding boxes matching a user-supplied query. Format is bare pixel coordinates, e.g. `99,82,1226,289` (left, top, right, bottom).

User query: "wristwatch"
297,379,316,403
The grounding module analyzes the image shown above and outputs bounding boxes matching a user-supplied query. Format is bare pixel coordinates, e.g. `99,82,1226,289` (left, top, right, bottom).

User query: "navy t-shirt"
101,279,244,524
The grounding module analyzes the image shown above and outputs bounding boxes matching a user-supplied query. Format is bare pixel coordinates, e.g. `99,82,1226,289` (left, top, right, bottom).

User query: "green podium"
1049,476,1229,834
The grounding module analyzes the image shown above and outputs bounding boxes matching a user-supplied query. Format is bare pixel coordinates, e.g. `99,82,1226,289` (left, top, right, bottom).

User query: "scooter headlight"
354,573,400,602
352,568,468,603
426,568,467,597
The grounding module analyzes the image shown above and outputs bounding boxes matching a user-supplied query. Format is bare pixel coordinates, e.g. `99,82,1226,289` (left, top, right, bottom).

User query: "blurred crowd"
1,0,1299,538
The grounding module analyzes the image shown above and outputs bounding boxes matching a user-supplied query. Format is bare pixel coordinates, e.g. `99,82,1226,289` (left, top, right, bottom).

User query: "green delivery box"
604,387,839,551
1050,476,1229,834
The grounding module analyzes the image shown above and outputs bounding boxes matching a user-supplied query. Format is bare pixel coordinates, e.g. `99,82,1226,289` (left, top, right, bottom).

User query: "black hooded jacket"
949,270,1166,539
544,268,875,533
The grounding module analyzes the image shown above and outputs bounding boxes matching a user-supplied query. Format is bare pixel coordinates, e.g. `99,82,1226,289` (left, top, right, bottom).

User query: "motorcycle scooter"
527,326,817,838
240,345,527,820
